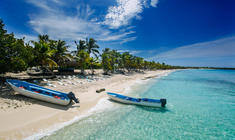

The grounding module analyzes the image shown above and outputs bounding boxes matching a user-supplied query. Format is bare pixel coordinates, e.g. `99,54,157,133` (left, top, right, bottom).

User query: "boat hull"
107,93,163,108
8,82,71,106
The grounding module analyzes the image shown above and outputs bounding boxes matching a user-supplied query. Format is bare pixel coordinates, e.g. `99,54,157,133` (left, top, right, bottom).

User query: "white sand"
0,70,174,140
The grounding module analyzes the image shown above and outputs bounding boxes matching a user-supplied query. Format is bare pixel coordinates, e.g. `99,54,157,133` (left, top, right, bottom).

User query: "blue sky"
0,0,234,67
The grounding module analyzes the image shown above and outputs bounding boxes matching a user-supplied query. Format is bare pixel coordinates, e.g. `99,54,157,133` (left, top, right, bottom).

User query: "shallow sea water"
42,69,235,140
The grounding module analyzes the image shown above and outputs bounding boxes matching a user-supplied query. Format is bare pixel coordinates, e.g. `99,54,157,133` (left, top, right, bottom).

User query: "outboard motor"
160,99,167,107
67,92,79,103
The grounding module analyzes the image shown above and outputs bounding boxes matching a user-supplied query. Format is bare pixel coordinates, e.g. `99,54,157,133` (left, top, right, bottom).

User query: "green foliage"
31,35,58,68
0,19,33,73
89,57,100,74
122,52,132,71
75,40,86,51
74,38,100,74
101,48,112,74
86,38,100,58
31,36,72,69
51,40,71,66
76,49,90,74
0,19,178,74
86,38,100,73
11,57,27,71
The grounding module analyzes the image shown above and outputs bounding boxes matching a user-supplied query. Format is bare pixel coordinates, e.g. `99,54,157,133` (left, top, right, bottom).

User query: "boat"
6,79,79,106
27,67,54,76
107,92,166,107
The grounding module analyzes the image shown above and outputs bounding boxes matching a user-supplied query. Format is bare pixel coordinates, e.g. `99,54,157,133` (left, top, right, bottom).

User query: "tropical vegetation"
0,19,179,74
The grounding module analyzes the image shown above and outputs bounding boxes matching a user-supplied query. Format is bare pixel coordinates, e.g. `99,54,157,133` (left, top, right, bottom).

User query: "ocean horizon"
1,0,234,139
41,69,235,140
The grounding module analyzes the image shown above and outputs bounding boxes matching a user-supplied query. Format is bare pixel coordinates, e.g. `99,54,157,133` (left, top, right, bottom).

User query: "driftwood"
96,88,105,93
142,75,158,80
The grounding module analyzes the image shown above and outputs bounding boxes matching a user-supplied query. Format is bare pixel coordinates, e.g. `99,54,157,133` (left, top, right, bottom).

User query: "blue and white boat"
107,92,166,107
6,79,79,106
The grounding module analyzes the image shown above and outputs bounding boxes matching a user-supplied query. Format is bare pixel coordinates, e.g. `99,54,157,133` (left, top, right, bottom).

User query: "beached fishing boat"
6,79,79,106
107,92,166,107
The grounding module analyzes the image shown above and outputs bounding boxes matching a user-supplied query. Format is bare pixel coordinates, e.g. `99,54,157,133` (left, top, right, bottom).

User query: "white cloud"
120,36,137,44
98,31,135,41
26,0,58,11
25,0,138,48
29,13,102,41
24,0,160,48
150,0,159,7
145,36,235,67
51,0,64,5
104,0,145,28
117,49,142,55
76,5,95,20
149,36,235,61
104,0,160,28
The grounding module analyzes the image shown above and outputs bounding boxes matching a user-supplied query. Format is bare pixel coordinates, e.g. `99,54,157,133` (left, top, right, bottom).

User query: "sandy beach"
0,70,174,140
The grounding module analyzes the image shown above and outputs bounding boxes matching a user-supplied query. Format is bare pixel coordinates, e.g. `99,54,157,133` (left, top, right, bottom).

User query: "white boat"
107,92,166,107
6,79,79,106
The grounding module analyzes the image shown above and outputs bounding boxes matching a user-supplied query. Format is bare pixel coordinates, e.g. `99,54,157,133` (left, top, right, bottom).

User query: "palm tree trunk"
81,68,85,75
90,66,95,75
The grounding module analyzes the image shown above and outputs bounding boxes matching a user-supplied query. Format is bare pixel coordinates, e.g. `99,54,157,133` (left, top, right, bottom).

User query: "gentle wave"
27,71,174,140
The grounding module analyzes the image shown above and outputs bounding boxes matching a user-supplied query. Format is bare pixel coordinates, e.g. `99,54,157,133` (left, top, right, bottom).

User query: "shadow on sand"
0,84,79,111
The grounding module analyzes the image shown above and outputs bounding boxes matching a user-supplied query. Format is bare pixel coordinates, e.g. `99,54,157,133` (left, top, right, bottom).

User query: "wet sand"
0,70,174,140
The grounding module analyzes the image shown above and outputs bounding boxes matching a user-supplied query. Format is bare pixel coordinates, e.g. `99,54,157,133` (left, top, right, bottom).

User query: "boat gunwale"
107,92,161,103
7,79,70,101
7,79,68,95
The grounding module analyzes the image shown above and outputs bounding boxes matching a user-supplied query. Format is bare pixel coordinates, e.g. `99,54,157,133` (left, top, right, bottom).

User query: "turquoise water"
42,70,235,140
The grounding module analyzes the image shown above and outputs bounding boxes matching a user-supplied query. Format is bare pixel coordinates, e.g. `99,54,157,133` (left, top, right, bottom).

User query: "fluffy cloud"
26,0,138,47
150,0,159,7
29,12,102,41
104,0,144,28
117,49,142,55
148,36,235,67
155,36,235,59
104,0,160,28
25,0,159,48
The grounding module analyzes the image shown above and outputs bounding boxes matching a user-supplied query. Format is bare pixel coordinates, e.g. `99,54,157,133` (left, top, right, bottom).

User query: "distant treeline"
0,19,182,74
2,19,231,75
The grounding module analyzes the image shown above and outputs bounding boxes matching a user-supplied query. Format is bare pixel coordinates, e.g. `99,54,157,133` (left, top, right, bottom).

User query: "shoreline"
0,70,175,140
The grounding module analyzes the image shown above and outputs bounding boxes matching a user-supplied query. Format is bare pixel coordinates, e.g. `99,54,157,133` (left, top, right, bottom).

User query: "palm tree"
101,48,112,75
135,57,144,71
33,42,57,68
38,34,49,42
109,50,120,73
52,40,72,66
122,52,132,72
143,60,149,70
0,19,177,74
76,49,89,75
75,40,89,75
114,51,123,72
75,40,86,51
32,35,57,71
86,38,100,58
89,57,100,75
86,38,100,74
